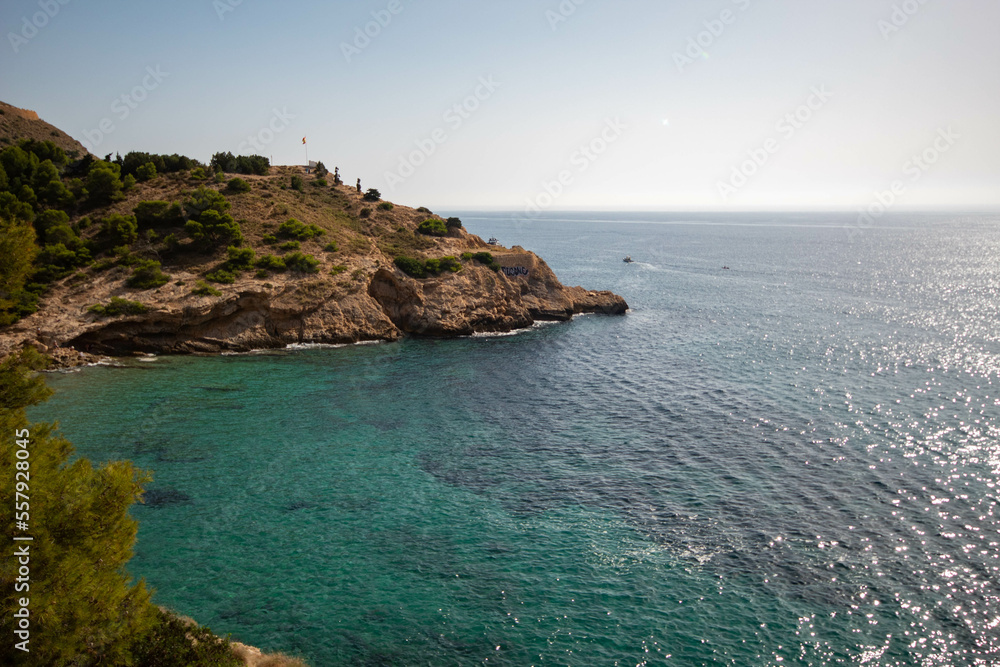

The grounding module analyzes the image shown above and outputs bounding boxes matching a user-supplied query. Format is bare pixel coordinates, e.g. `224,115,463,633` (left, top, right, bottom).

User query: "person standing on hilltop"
356,178,362,194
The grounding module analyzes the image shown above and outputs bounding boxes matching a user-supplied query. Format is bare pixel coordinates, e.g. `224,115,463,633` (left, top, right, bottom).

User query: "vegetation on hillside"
0,134,470,328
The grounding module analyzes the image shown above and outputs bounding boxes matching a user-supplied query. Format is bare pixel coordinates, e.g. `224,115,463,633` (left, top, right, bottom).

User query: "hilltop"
0,101,88,158
0,105,626,366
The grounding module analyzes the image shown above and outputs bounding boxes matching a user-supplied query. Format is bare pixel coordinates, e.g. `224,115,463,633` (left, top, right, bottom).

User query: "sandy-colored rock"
1,241,627,367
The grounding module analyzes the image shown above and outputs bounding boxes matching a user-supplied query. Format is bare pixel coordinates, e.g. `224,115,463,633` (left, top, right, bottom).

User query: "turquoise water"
30,212,1000,665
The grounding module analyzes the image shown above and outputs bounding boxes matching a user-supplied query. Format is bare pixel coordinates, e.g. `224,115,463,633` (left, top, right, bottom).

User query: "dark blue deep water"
30,212,1000,665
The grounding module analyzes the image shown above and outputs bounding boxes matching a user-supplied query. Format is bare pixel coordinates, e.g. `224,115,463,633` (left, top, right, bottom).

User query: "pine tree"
0,349,155,666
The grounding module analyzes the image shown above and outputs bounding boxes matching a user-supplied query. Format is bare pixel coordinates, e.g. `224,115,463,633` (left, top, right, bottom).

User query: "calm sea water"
30,212,1000,666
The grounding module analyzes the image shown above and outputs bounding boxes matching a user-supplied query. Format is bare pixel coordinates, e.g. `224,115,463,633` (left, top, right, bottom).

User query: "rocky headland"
0,104,626,368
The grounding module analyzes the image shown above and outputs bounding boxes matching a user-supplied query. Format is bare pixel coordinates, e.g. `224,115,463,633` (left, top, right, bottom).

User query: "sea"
29,211,1000,666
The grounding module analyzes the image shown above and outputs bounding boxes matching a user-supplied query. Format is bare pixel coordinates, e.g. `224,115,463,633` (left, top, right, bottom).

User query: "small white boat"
488,237,499,245
623,255,634,263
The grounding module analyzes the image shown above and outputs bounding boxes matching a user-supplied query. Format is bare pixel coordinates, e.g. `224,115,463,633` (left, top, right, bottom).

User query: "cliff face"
8,241,625,360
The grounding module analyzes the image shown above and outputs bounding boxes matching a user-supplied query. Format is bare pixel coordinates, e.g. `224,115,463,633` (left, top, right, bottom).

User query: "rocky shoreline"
4,245,626,369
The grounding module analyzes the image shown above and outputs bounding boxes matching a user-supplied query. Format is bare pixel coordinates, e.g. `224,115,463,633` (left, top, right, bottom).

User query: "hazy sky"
2,0,997,211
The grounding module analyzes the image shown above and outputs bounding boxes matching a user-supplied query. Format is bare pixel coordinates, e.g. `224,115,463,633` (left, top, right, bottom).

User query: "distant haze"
3,0,997,211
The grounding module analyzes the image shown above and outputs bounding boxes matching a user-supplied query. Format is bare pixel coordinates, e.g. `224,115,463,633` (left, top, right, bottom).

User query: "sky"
2,0,998,212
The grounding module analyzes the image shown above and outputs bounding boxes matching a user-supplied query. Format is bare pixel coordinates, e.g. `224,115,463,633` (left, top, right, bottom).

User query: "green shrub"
330,264,347,276
312,178,327,187
190,167,207,180
363,188,381,202
279,240,300,251
394,256,427,278
34,208,70,238
184,186,230,218
135,161,157,182
185,211,242,247
127,607,242,667
227,177,251,193
438,256,462,273
100,213,139,246
122,174,136,192
417,206,431,213
0,287,40,326
214,171,225,184
121,151,201,177
126,260,170,289
472,251,502,272
277,218,325,240
446,217,463,229
262,234,278,245
88,296,149,316
460,252,474,261
205,268,237,284
134,201,184,229
32,159,74,207
255,269,269,279
378,201,394,211
396,254,462,279
255,254,286,271
359,207,372,219
323,242,339,252
85,160,124,205
209,151,269,176
225,245,256,270
290,175,304,191
184,188,242,247
283,252,320,273
417,218,448,237
191,280,222,296
35,241,91,272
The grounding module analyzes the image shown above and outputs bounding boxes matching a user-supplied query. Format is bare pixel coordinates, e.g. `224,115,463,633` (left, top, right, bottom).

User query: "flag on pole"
302,137,307,144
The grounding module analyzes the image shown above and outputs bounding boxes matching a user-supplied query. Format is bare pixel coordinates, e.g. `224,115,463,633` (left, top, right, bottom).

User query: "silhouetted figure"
356,178,362,193
334,167,342,186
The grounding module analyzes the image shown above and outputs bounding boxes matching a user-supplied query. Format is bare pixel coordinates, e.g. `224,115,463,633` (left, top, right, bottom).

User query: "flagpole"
303,137,308,169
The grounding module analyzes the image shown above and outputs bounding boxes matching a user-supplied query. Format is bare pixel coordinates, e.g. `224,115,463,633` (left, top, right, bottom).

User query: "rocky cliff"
7,231,625,361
